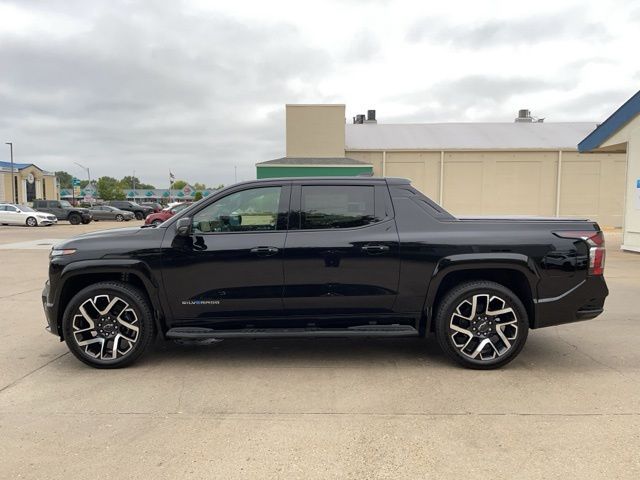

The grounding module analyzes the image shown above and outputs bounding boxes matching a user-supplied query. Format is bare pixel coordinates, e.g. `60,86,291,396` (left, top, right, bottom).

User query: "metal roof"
258,157,371,166
578,90,640,152
0,161,37,170
345,122,599,151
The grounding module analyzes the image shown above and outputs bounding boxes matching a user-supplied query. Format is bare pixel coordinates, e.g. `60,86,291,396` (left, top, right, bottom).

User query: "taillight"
554,230,605,276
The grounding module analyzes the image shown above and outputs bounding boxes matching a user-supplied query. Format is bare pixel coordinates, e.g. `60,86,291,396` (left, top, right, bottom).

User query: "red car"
144,203,191,226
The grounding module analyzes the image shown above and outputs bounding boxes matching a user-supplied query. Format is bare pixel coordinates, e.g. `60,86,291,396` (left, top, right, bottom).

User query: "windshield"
60,200,72,207
17,205,36,212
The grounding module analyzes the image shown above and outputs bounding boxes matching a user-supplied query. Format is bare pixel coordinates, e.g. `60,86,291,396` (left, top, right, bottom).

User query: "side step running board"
166,325,418,339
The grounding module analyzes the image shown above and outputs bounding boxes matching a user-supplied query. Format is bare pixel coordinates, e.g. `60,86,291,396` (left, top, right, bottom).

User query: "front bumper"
42,281,60,337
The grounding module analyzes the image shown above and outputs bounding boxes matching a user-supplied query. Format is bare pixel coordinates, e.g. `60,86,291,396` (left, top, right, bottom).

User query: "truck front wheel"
134,211,144,220
68,213,81,225
435,280,528,369
62,281,155,368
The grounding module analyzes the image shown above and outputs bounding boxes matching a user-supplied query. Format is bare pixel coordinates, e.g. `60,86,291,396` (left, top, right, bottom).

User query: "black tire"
25,216,38,227
134,211,144,220
62,281,155,368
82,218,91,224
115,214,124,222
435,280,528,370
68,213,81,225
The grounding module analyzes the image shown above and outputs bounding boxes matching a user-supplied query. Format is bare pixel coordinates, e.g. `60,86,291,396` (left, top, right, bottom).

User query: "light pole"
74,162,92,204
5,142,15,203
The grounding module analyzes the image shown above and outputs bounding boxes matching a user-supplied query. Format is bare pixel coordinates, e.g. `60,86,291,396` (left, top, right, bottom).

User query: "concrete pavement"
0,223,638,479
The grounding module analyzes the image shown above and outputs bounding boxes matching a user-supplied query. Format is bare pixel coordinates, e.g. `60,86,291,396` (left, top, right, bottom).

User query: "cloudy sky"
1,0,638,187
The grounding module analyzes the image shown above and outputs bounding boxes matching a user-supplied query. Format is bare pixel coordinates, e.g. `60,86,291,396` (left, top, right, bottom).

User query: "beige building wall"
346,148,626,226
1,169,57,203
286,104,346,158
597,114,640,250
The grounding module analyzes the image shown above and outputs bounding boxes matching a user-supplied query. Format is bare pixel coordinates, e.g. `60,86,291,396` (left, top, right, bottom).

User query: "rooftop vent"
515,109,544,123
353,109,377,124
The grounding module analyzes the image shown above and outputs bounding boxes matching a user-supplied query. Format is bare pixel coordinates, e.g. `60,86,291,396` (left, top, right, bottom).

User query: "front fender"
49,259,164,338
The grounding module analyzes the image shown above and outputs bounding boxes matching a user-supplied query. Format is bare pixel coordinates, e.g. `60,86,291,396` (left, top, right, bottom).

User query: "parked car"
0,203,57,226
32,199,92,225
88,205,135,222
42,177,608,369
106,201,153,220
144,202,192,226
140,202,163,213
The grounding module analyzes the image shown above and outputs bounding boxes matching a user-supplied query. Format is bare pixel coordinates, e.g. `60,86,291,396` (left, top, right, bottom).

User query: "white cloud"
0,0,638,186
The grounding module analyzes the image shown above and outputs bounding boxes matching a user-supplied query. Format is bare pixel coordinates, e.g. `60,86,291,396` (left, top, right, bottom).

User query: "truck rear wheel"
62,281,155,368
435,280,528,369
68,213,81,225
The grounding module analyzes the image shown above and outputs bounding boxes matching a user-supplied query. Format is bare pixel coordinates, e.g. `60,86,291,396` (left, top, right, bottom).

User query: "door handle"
250,246,280,256
361,244,390,254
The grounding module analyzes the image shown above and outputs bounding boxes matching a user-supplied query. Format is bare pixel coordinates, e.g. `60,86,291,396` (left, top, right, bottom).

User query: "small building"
256,157,373,178
261,104,626,227
0,161,57,204
578,89,640,252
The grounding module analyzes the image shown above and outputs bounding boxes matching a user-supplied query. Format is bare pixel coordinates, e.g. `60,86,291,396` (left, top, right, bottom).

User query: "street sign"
72,177,81,187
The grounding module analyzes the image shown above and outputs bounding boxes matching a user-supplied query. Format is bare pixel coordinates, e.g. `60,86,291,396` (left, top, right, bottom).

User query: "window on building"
301,185,376,229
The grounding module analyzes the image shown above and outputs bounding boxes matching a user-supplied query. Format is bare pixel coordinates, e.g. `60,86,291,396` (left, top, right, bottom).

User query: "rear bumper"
533,276,608,328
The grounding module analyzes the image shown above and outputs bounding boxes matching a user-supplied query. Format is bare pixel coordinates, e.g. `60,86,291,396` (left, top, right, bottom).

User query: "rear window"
301,185,376,229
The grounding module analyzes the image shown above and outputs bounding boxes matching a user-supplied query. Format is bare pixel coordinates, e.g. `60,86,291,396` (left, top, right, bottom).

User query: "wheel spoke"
449,292,519,362
71,293,140,362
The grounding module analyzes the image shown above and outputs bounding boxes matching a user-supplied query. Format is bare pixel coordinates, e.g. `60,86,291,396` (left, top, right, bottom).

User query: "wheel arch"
54,261,166,339
423,254,538,333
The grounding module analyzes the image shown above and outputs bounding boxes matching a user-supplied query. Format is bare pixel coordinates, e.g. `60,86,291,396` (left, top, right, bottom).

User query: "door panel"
283,183,400,315
161,184,290,324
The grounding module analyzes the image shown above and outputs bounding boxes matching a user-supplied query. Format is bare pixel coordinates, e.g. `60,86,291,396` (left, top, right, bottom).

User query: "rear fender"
422,253,539,332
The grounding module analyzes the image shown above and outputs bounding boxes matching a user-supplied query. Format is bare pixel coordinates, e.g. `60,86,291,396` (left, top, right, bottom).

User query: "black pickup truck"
42,177,608,369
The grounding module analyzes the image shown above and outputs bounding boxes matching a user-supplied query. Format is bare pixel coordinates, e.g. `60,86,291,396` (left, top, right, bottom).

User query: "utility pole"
74,162,92,204
5,142,15,203
234,166,237,183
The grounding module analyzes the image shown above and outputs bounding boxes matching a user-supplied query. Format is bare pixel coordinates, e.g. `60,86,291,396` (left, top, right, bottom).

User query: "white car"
0,203,58,227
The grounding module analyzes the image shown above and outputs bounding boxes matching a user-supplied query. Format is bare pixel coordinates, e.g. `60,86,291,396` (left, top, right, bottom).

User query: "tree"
119,176,155,190
193,182,206,190
172,179,187,190
55,171,73,189
194,191,203,201
97,176,125,200
79,180,90,189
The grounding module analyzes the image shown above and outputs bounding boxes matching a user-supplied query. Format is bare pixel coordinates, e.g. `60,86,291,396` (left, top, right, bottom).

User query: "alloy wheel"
26,217,37,227
71,294,140,360
448,294,519,361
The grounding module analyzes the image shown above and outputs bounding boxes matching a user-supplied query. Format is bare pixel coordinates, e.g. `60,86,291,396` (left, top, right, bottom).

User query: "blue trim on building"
578,90,640,152
0,161,36,170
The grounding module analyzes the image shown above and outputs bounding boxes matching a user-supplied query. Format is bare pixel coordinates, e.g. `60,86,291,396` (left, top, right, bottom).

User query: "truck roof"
237,177,411,185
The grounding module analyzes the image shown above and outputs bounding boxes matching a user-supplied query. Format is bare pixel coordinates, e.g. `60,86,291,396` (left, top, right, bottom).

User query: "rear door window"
301,186,376,230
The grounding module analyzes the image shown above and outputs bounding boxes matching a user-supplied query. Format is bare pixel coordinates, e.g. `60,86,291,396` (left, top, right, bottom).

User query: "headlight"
50,248,76,258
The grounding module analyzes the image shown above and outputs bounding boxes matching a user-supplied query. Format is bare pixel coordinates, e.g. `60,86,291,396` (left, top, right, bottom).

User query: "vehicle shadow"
142,335,454,369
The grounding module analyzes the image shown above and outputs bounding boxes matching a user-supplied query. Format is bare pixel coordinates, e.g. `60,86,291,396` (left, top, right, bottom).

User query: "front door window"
192,186,282,233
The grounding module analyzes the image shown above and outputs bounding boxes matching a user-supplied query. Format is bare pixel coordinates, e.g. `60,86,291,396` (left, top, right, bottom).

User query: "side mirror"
175,217,192,236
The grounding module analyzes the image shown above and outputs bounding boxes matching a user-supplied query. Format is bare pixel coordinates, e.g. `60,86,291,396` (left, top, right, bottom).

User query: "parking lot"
0,222,638,479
